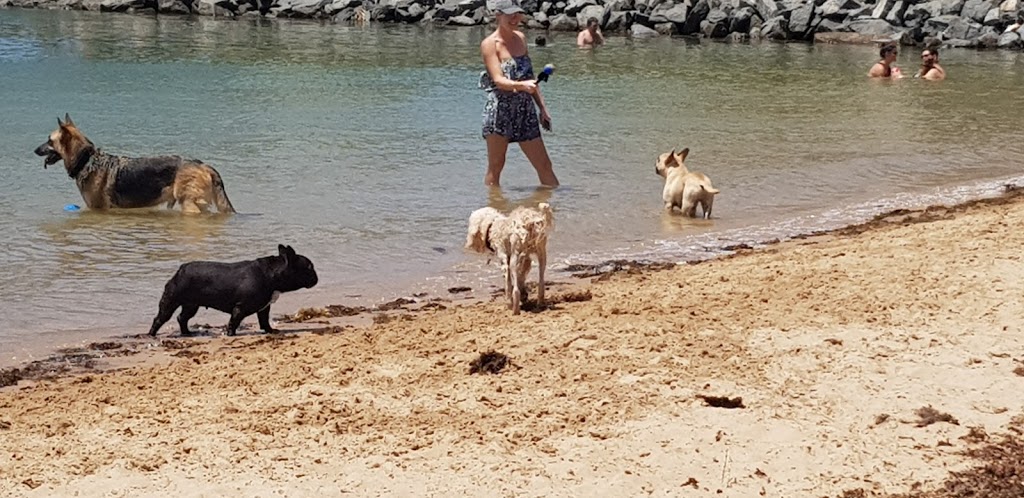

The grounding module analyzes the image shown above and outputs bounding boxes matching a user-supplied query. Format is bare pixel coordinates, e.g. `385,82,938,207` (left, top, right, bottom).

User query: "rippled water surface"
2,8,1024,362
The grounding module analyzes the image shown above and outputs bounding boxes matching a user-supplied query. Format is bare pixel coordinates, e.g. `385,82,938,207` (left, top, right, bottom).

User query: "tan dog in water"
655,147,720,219
34,114,235,214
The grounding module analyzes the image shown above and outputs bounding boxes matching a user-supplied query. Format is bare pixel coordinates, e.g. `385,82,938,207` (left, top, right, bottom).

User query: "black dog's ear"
278,244,297,261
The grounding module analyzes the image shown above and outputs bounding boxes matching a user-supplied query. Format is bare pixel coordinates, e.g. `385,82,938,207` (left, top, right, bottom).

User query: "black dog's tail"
211,169,236,214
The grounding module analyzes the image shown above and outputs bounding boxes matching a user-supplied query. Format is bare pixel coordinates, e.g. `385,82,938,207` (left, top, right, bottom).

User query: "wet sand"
4,187,1024,497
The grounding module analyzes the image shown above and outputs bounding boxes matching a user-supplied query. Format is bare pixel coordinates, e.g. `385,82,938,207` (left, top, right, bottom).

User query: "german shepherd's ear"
64,113,75,127
675,147,690,163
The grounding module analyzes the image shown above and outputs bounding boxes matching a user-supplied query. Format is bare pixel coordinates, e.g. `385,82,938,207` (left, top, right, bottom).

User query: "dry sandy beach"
5,187,1024,497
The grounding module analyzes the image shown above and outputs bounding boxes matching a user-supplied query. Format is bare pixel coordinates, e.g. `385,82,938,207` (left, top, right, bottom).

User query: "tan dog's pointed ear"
663,153,677,167
676,147,690,162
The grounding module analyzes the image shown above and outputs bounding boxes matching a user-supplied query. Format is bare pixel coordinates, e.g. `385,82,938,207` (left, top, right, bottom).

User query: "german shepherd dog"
34,114,236,214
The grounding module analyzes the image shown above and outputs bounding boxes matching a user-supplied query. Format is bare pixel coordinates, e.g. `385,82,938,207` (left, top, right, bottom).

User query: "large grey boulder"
961,0,997,22
701,8,730,36
447,13,477,24
655,21,675,33
872,0,893,18
997,30,1022,47
754,0,776,19
630,22,660,36
604,0,634,11
977,29,1001,46
432,0,463,20
100,0,142,11
576,4,603,24
397,2,428,21
276,0,327,17
885,1,908,24
679,0,710,34
936,15,971,37
548,12,579,29
815,18,852,31
760,15,789,39
564,0,596,16
788,1,815,34
819,0,862,18
728,6,756,33
650,1,690,23
158,0,193,13
604,10,635,30
848,17,897,35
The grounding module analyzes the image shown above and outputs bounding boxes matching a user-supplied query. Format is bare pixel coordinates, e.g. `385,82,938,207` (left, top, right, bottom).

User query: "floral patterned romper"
479,50,541,143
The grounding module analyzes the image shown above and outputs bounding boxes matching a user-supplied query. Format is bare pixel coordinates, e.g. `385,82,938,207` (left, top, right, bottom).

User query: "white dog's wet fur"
465,203,554,315
655,147,720,219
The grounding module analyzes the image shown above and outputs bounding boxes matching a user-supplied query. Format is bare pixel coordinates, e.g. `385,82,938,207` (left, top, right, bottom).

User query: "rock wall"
3,0,1024,49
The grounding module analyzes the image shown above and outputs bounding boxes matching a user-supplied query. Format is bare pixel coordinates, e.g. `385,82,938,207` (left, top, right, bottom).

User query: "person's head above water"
879,44,898,62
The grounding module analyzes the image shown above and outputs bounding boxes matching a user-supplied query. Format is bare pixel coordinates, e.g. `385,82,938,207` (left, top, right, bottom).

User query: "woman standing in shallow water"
479,0,560,188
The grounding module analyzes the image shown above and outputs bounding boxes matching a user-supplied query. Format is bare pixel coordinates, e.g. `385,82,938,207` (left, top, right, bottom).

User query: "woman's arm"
481,37,533,93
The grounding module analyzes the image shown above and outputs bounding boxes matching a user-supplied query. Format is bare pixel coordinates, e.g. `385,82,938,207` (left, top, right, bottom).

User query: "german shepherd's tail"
211,168,236,214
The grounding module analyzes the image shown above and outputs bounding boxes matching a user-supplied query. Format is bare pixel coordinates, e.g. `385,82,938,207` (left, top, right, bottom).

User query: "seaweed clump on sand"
696,394,745,409
280,304,370,323
908,406,960,428
469,351,510,375
840,416,1024,498
564,259,677,279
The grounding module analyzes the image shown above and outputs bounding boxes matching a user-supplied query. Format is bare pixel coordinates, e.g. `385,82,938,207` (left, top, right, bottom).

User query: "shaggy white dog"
465,203,555,315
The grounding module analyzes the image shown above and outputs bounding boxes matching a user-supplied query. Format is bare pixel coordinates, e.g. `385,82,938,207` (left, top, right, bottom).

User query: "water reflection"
659,210,715,234
39,209,234,278
486,186,554,212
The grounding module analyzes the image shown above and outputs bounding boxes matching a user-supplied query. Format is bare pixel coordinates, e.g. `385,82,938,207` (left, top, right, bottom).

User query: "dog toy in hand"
536,64,555,83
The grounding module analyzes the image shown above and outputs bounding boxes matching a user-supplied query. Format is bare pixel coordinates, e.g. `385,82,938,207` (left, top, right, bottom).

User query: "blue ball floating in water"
63,204,81,212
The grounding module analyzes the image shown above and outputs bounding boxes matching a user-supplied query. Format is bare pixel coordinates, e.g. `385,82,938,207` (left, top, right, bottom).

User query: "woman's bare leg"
519,137,559,188
485,134,510,187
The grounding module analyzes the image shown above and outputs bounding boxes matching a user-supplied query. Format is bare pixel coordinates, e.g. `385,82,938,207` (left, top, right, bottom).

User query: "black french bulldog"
148,245,319,337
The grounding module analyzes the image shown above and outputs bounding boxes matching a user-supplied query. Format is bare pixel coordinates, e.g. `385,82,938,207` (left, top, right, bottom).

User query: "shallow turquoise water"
1,8,1023,362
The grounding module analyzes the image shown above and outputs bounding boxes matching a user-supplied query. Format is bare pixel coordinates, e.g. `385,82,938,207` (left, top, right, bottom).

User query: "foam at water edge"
556,173,1024,271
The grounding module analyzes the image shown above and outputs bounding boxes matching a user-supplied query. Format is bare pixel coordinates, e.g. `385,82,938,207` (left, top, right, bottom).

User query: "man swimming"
577,17,604,47
914,48,945,81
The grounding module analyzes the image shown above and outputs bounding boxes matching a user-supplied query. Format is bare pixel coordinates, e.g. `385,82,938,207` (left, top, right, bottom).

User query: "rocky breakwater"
3,0,1024,49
